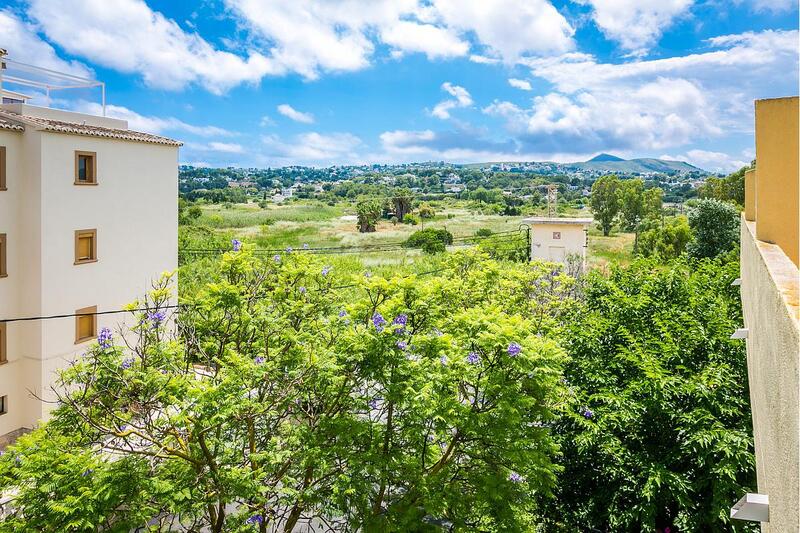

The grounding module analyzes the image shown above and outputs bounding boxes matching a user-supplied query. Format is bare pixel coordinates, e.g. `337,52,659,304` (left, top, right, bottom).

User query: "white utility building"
0,60,181,444
523,217,593,270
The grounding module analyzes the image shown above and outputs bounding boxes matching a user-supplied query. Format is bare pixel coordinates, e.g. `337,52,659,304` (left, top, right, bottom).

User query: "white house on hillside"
0,91,180,444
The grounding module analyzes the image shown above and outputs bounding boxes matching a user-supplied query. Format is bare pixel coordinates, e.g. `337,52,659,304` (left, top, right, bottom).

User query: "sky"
1,0,798,172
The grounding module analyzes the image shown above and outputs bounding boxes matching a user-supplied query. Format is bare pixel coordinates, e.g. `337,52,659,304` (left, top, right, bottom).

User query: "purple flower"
98,327,113,349
467,351,480,365
372,313,386,332
273,254,281,263
396,340,408,350
81,469,93,477
338,309,347,318
392,314,408,326
254,356,265,365
426,434,435,443
147,310,167,328
432,328,443,337
507,342,521,357
508,471,523,483
286,246,293,253
120,358,134,370
581,407,594,419
298,286,306,294
303,243,309,250
364,271,372,278
231,239,242,252
246,514,264,525
321,266,331,276
368,398,380,409
440,355,448,366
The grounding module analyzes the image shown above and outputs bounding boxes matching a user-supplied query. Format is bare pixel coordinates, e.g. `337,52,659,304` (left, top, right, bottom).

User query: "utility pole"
547,184,558,217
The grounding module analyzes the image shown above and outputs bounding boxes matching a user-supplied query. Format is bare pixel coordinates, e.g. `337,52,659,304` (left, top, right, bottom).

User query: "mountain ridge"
463,155,707,175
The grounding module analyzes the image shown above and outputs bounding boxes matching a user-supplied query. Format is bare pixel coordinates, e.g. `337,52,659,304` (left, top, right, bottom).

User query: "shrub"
638,216,691,261
404,228,454,254
686,198,740,259
476,228,493,237
402,213,420,225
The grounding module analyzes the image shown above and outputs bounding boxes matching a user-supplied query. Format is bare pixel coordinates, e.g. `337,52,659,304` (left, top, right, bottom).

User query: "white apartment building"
0,97,180,444
523,217,593,269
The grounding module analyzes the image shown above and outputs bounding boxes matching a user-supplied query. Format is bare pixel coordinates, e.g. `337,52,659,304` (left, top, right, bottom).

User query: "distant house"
522,217,593,270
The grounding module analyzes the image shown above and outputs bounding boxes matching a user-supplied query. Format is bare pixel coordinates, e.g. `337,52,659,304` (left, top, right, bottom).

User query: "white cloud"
259,115,275,127
431,0,574,61
662,149,749,172
577,0,693,54
208,142,245,153
431,82,473,119
495,29,799,154
469,54,501,65
748,0,796,11
380,21,469,59
276,104,315,123
27,0,278,94
74,102,236,137
0,9,92,77
508,78,532,91
261,132,363,165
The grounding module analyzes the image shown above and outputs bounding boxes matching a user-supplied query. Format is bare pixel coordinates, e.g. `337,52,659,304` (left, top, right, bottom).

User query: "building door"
549,246,565,262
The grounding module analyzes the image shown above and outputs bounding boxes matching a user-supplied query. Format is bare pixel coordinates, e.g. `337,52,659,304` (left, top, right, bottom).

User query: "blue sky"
1,0,798,171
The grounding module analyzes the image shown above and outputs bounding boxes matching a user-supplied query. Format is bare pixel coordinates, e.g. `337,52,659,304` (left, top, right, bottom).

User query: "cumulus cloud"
380,21,469,59
578,0,693,54
748,0,796,12
207,142,245,154
489,29,800,154
276,104,314,124
73,102,236,137
27,0,278,94
431,82,473,119
508,78,533,91
261,132,363,165
0,9,92,77
661,149,750,173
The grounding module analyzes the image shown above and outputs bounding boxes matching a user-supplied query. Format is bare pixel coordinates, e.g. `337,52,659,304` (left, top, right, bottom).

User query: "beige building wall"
739,95,800,531
754,97,799,267
0,108,179,437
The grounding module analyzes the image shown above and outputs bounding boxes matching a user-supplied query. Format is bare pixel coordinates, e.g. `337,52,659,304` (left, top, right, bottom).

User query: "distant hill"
464,155,708,175
587,153,625,162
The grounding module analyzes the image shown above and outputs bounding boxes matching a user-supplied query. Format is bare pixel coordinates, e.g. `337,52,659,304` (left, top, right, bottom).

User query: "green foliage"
638,216,692,261
698,165,749,206
618,178,663,232
404,228,454,254
687,198,740,259
547,257,755,532
590,175,621,236
2,252,571,531
356,199,384,232
402,213,420,225
476,228,493,237
418,203,436,219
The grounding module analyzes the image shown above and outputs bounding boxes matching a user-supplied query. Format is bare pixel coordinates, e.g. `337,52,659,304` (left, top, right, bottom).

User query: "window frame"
0,146,6,191
75,305,97,344
74,229,98,265
0,322,6,365
74,151,97,185
0,396,7,416
0,233,6,277
552,231,562,240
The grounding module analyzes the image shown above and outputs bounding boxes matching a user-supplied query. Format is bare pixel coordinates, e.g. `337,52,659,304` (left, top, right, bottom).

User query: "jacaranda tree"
0,249,571,532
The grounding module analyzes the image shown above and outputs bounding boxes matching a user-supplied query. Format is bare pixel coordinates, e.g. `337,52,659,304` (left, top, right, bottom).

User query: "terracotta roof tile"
0,118,24,132
0,110,182,146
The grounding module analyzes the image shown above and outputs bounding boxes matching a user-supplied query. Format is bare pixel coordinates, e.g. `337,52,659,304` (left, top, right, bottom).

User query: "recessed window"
74,151,97,185
74,229,97,264
0,146,6,191
0,396,7,415
75,306,97,344
0,322,6,365
0,233,6,277
552,231,562,240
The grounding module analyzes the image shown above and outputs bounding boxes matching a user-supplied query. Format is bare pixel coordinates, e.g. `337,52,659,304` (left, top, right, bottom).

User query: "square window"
0,146,6,190
75,306,97,344
553,231,561,240
74,151,97,185
0,396,7,415
74,229,97,264
0,322,6,364
0,233,6,277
